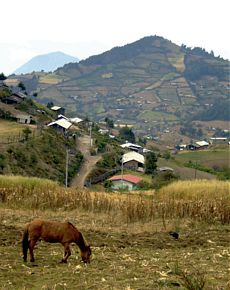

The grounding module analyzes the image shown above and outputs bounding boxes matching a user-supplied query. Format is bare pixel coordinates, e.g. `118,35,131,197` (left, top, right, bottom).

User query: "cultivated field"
0,120,29,138
0,176,230,290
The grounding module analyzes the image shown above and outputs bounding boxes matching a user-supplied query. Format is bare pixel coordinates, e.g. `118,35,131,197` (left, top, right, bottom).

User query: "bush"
153,171,179,189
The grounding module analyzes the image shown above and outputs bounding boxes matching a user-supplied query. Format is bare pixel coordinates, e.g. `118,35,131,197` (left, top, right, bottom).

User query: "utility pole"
65,149,69,187
121,156,124,188
89,122,93,147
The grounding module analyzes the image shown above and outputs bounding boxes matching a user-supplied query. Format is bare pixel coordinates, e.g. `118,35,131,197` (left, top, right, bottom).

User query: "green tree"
47,101,54,109
145,151,157,175
105,117,114,128
18,82,26,91
119,126,135,143
0,73,7,80
22,127,32,141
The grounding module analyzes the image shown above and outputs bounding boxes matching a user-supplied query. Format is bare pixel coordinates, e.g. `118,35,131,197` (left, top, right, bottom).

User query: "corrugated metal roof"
70,117,83,123
48,118,72,129
109,174,142,184
51,106,62,111
13,92,26,99
196,141,209,147
120,142,142,149
122,151,145,164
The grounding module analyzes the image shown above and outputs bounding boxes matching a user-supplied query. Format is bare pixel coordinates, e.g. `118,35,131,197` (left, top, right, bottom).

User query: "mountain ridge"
14,51,79,74
10,35,229,137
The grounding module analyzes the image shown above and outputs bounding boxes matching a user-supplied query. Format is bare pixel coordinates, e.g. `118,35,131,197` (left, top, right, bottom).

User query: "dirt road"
70,135,101,188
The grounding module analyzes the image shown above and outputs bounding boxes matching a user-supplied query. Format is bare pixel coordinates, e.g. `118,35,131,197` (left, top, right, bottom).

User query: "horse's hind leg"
61,243,71,263
29,239,37,262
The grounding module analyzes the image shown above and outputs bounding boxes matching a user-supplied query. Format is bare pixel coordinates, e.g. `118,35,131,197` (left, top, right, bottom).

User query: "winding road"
70,135,101,188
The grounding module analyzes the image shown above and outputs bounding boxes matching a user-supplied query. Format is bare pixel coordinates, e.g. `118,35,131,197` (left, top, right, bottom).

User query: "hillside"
10,36,228,134
14,51,79,74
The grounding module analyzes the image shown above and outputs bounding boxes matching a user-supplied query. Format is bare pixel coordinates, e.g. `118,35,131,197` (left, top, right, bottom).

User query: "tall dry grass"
157,180,229,200
0,176,229,224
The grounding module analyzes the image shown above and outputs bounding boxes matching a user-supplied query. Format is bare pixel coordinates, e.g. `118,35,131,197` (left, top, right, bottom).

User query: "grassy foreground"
0,176,230,289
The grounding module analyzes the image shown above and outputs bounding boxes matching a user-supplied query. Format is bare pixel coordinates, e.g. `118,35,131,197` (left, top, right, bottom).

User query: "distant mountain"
14,52,79,74
12,36,229,138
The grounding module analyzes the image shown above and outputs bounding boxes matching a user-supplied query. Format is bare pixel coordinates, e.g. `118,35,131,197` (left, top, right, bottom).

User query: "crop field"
175,149,229,168
39,74,63,84
0,120,31,138
138,110,178,122
0,176,229,289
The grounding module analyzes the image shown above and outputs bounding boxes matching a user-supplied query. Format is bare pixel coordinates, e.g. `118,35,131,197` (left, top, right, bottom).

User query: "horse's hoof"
61,259,67,263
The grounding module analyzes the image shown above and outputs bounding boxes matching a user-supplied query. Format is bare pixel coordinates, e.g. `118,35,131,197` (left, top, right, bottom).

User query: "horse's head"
81,245,91,263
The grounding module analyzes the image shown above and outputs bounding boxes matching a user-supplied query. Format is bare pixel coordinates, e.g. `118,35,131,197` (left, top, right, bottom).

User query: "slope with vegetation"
0,127,83,184
10,36,229,138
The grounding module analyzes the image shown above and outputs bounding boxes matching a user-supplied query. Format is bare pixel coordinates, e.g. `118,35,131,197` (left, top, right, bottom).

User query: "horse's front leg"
61,243,71,263
29,239,37,262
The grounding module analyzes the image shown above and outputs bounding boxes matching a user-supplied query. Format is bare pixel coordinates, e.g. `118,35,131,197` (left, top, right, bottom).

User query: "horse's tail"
22,224,29,262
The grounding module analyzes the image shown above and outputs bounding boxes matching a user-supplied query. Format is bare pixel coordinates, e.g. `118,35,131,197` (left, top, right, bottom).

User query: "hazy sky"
1,0,229,75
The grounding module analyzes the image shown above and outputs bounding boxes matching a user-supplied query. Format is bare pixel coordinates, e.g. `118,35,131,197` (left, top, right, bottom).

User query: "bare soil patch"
0,208,229,290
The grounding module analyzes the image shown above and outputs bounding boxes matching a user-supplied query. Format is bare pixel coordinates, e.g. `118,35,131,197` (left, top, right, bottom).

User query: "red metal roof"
109,174,142,184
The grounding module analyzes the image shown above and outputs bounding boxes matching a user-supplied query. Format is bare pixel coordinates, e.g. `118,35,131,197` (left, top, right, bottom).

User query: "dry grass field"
0,120,36,138
0,176,229,290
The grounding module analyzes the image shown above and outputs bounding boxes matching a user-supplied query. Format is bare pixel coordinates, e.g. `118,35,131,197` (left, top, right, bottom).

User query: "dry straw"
0,176,229,224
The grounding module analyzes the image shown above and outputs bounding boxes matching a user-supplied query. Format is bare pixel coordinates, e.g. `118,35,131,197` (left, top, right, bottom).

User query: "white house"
16,114,32,124
47,118,72,133
120,142,143,152
195,141,209,148
210,137,228,144
122,151,145,172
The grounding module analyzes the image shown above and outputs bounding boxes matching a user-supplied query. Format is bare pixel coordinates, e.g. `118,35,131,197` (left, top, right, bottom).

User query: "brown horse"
22,219,91,263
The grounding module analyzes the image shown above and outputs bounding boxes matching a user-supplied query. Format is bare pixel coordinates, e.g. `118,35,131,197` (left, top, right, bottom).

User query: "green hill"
9,35,229,135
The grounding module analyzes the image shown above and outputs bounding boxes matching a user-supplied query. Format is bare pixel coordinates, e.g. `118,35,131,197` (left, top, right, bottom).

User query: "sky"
1,0,229,75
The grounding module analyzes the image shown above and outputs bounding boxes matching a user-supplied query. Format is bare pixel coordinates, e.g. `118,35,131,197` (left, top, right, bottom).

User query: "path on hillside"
70,135,101,188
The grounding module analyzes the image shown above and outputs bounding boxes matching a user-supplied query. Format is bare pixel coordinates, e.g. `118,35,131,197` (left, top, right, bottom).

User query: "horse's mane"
67,221,75,228
66,221,88,249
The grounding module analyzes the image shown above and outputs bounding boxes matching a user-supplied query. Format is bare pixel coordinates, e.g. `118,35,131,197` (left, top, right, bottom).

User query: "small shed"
109,174,143,190
16,114,32,124
51,106,65,117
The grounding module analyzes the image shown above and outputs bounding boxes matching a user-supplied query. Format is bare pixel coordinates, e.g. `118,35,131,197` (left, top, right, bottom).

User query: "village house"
120,142,143,153
69,116,83,125
158,166,174,172
2,92,26,104
50,106,65,117
109,174,143,190
47,118,72,134
186,140,209,150
210,137,228,144
122,151,145,172
195,140,209,149
16,114,33,124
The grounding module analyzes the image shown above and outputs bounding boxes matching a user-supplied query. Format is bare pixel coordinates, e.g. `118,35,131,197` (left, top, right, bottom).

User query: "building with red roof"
109,174,143,190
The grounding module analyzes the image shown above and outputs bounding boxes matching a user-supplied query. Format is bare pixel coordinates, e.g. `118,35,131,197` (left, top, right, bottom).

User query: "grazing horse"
22,219,91,263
